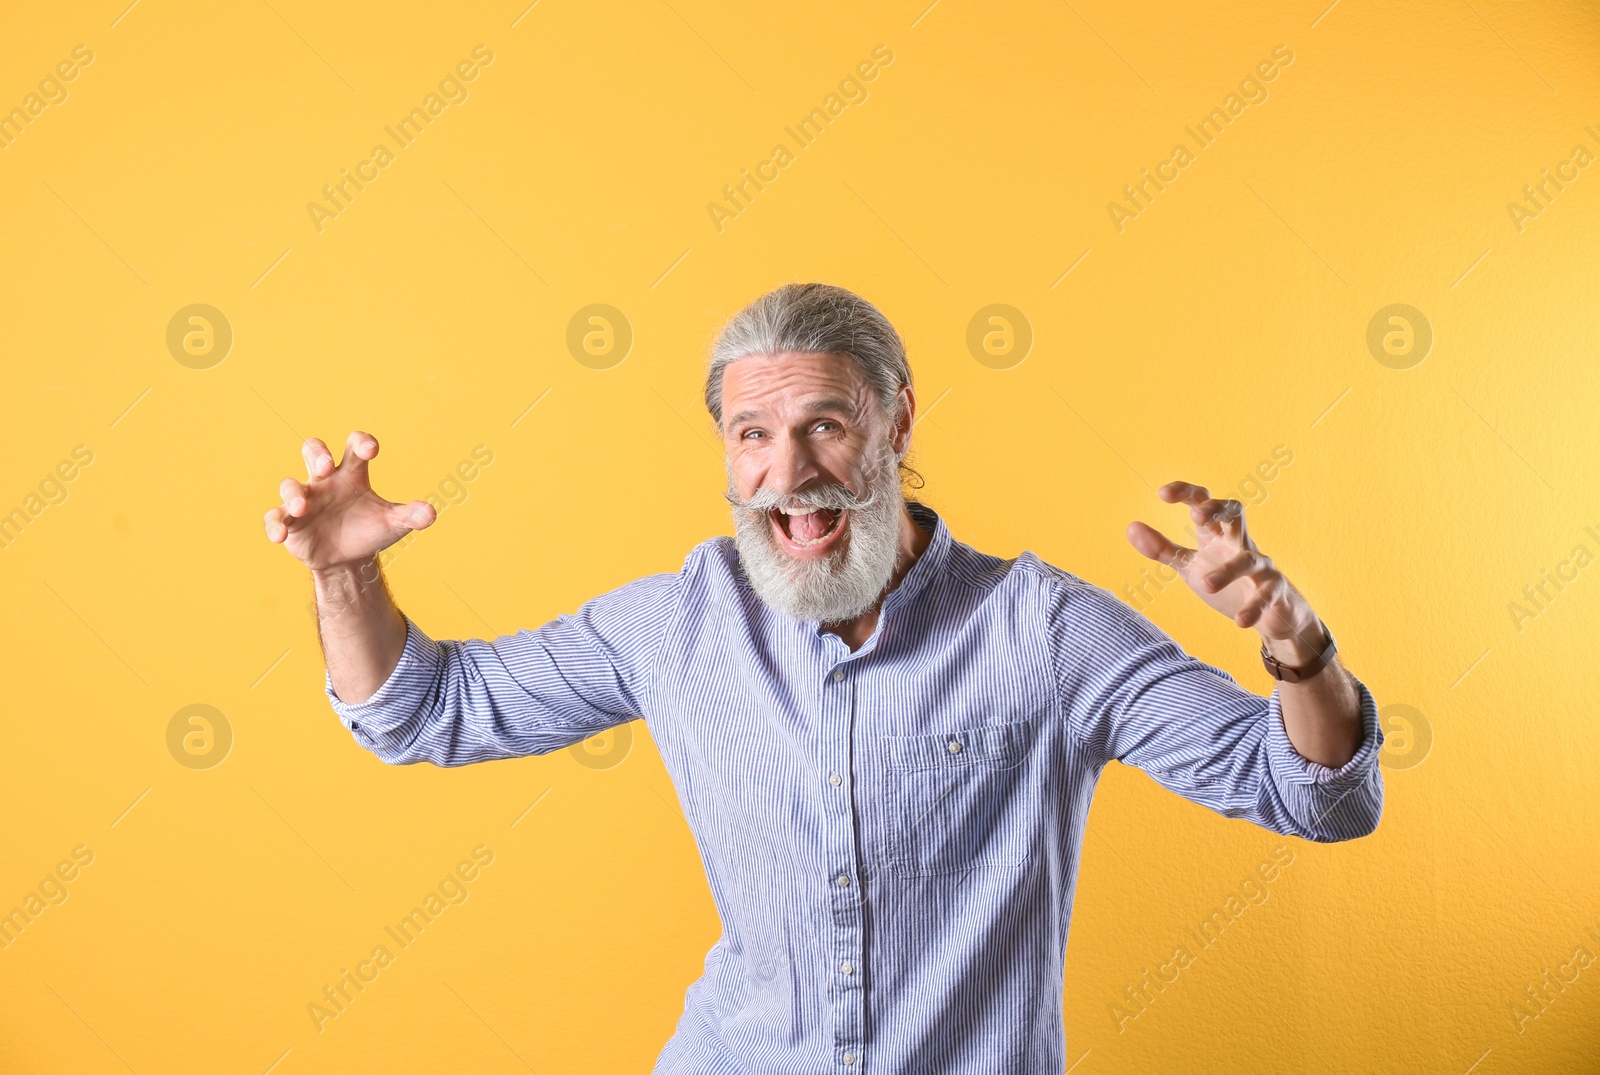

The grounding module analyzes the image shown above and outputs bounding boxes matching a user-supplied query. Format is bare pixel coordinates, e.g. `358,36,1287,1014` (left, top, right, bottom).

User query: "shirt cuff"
1264,671,1385,790
323,614,442,736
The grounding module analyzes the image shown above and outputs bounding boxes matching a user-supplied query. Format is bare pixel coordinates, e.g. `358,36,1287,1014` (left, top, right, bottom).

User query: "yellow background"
2,0,1597,1071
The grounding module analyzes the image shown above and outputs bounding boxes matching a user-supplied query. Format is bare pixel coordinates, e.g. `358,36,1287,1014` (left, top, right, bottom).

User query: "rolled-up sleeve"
1259,673,1385,838
326,567,685,766
1041,564,1384,842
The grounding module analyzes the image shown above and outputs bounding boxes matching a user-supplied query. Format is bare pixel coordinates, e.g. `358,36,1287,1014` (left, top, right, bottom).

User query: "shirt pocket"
878,718,1035,877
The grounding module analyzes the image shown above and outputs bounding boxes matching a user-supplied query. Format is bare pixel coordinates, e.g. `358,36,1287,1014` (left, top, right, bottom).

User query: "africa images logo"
1105,44,1294,233
706,45,895,233
305,46,495,233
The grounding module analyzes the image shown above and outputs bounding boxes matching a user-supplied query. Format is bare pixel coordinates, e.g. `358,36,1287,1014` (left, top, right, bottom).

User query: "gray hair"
704,282,922,488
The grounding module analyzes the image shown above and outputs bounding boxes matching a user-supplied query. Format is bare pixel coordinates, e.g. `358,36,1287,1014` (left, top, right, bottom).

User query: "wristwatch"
1260,620,1337,682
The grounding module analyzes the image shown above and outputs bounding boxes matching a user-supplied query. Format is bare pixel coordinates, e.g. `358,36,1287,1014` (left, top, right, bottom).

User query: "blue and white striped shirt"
326,500,1384,1073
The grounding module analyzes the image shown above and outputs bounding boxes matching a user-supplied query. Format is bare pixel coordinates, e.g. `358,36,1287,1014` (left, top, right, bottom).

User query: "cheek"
728,449,764,491
835,439,881,479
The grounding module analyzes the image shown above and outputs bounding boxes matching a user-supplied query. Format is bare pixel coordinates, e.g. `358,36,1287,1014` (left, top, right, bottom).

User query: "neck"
821,502,932,651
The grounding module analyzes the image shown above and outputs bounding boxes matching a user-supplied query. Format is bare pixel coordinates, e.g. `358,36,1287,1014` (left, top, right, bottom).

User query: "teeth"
779,506,821,516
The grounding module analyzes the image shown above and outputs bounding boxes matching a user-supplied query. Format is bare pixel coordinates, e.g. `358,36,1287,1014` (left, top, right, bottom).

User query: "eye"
740,429,764,440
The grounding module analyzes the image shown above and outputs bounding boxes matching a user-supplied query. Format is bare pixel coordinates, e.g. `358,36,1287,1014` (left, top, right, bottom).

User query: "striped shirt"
325,499,1384,1073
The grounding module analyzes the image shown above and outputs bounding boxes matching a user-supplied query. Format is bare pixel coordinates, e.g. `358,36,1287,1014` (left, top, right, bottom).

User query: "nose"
765,429,822,502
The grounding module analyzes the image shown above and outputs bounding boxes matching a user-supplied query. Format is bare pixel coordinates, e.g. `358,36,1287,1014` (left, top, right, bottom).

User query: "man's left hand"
1126,480,1327,664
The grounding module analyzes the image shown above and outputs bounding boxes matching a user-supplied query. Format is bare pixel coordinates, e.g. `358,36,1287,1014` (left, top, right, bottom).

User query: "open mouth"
769,505,847,552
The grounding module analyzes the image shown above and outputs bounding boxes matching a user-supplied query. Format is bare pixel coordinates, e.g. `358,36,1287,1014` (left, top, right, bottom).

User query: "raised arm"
1045,568,1383,842
263,429,687,767
1038,478,1386,842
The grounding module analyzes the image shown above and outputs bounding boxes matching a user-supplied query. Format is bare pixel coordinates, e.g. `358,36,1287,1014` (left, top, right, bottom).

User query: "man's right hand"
264,430,436,572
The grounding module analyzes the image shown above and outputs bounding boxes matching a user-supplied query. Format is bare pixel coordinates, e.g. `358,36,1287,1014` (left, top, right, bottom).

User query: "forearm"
313,555,408,704
1264,631,1363,769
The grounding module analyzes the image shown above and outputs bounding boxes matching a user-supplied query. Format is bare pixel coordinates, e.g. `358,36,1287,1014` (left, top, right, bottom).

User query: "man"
263,282,1383,1073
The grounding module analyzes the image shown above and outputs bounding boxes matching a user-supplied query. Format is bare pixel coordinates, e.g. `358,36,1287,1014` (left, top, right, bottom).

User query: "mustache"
724,481,882,514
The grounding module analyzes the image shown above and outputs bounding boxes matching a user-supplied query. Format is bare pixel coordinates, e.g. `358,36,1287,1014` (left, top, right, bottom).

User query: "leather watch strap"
1260,620,1337,683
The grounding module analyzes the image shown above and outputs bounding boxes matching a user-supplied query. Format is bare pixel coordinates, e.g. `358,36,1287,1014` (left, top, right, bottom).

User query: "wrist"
311,555,382,586
1261,634,1320,667
1259,618,1336,681
311,556,387,621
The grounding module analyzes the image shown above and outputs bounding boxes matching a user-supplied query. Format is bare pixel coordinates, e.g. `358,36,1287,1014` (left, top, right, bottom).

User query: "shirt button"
947,740,962,754
832,668,846,682
829,772,843,787
840,961,854,975
842,1052,856,1065
836,873,851,887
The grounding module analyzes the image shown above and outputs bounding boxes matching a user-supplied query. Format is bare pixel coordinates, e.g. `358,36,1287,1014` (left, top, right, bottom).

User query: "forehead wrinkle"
722,355,874,429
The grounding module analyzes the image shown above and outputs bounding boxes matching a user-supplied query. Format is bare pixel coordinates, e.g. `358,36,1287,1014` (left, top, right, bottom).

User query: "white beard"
727,432,905,625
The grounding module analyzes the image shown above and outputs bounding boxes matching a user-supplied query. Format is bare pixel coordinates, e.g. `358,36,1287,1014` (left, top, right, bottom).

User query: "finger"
278,478,309,517
340,430,379,480
1158,481,1211,506
1126,520,1195,570
1234,593,1269,629
1190,498,1244,538
387,498,437,533
1200,549,1273,592
1233,576,1283,628
302,438,335,481
263,506,289,543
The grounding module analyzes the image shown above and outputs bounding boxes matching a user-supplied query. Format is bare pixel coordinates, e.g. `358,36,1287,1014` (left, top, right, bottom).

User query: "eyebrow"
726,397,855,429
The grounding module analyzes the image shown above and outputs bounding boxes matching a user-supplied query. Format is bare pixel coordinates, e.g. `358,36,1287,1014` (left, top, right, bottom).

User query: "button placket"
823,657,863,1069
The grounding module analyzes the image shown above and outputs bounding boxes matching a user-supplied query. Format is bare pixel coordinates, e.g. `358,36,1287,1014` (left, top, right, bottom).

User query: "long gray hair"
704,282,924,491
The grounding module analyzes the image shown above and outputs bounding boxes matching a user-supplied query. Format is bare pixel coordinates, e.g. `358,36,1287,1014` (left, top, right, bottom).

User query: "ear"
891,384,915,455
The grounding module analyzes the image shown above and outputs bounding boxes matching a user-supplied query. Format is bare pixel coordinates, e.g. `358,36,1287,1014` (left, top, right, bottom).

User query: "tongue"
790,508,837,543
